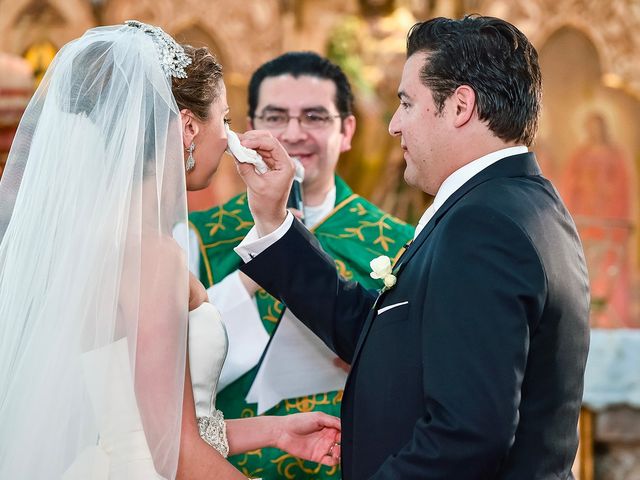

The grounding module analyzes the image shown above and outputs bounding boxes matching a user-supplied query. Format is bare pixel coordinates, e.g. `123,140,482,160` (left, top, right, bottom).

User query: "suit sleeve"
240,219,378,363
372,204,547,479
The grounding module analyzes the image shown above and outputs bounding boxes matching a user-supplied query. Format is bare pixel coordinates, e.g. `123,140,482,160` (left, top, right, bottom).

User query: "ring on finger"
327,441,340,456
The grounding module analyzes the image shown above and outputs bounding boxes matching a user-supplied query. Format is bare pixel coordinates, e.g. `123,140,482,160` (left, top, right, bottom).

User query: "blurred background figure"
562,112,633,329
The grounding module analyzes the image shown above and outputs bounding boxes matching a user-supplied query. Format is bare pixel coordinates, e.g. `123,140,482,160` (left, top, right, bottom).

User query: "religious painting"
536,26,640,329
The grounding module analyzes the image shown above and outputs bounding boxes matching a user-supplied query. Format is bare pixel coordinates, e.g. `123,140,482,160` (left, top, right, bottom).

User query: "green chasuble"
189,176,414,480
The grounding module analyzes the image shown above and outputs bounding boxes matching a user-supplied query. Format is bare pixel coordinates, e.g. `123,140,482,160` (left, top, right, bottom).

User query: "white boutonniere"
369,255,397,291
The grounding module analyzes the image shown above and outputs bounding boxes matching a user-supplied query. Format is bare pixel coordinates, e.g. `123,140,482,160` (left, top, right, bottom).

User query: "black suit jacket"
241,153,590,479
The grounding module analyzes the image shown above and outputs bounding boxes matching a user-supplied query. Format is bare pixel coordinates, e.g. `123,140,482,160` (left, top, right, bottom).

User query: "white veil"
0,24,189,479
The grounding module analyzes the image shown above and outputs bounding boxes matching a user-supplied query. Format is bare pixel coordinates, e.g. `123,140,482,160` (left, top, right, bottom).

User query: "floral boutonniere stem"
369,255,397,291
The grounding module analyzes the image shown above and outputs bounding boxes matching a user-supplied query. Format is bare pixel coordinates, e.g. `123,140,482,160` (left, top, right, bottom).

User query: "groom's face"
250,74,355,197
389,53,454,196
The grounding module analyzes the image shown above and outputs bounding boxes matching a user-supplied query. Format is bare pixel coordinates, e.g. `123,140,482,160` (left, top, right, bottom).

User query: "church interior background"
1,0,639,478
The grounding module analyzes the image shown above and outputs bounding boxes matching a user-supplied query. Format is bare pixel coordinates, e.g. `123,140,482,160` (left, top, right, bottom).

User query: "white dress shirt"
303,186,336,229
413,145,528,239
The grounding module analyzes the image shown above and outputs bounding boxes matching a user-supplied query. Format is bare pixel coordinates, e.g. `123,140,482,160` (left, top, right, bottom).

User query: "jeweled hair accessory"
125,20,191,79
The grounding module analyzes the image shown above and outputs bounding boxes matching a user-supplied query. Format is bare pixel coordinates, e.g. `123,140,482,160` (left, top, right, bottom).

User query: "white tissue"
225,125,269,174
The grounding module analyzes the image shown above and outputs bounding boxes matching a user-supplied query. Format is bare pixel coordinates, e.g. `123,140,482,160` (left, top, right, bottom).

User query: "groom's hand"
235,130,295,237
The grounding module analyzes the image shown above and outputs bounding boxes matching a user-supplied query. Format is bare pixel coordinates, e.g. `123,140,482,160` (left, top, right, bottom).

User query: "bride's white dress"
189,303,230,456
63,302,228,479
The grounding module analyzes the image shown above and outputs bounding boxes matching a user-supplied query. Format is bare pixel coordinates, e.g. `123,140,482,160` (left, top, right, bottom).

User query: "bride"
0,21,340,479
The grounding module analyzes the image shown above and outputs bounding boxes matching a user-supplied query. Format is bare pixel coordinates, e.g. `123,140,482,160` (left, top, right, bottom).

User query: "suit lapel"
347,217,438,367
348,153,541,367
394,152,540,277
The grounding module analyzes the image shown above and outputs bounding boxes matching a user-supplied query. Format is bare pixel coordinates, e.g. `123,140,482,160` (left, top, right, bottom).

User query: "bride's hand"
274,412,341,467
188,272,207,311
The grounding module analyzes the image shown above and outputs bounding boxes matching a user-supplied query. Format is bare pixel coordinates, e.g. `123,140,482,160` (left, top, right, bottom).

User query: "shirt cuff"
234,212,294,263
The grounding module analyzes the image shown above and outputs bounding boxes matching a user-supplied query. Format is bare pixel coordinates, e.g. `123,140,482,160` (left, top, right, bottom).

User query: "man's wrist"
254,210,288,238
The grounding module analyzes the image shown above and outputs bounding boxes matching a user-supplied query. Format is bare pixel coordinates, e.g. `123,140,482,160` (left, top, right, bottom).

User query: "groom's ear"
451,85,476,128
180,109,200,148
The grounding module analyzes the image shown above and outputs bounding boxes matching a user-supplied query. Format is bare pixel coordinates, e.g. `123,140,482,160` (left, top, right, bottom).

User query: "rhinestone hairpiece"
125,20,191,79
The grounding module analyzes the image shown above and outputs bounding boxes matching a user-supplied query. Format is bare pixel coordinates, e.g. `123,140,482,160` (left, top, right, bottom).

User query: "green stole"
189,176,414,479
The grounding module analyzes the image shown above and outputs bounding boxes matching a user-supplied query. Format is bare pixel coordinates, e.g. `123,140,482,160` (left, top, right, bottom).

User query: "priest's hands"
274,412,341,467
235,131,295,237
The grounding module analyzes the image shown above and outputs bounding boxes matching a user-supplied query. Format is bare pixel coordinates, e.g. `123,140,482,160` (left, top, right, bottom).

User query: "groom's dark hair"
248,52,354,120
407,15,542,147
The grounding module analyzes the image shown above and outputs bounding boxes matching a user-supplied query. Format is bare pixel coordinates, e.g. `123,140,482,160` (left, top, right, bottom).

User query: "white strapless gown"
63,303,228,479
188,303,228,420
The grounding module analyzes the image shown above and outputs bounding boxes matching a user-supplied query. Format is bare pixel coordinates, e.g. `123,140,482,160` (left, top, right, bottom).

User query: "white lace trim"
197,409,229,457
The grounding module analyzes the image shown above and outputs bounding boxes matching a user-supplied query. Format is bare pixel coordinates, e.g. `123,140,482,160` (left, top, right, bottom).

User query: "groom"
235,15,590,479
